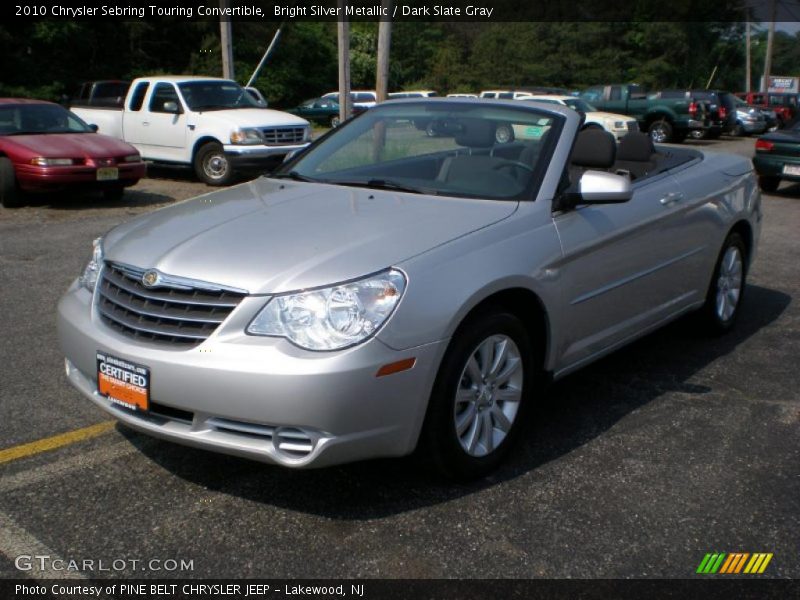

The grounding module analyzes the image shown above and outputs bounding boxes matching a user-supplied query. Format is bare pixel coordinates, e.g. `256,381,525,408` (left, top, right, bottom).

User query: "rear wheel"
648,119,674,143
0,157,23,208
698,232,747,334
689,129,707,140
194,142,235,186
329,115,341,128
758,176,780,193
418,309,533,480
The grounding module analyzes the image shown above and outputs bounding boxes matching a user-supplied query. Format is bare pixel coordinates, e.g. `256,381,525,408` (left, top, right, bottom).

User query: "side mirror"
561,170,632,208
163,101,181,114
88,124,99,132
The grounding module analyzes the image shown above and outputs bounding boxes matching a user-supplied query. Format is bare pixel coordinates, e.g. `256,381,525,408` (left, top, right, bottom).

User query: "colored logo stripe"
697,552,773,574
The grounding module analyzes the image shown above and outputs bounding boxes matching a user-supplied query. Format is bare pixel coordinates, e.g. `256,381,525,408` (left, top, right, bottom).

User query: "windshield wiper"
271,171,319,183
331,179,431,195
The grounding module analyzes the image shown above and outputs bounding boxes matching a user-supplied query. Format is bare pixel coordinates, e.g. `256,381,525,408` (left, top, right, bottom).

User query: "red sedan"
0,98,146,207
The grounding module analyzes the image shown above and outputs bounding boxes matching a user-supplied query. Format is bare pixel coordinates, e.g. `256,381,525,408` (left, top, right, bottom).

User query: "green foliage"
1,20,798,107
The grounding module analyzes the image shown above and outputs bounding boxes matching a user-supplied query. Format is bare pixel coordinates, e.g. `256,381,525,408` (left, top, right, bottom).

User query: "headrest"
454,118,496,148
571,128,616,168
616,131,655,161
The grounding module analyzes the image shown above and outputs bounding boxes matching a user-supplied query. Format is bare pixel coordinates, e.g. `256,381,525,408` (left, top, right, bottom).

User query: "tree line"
1,21,798,108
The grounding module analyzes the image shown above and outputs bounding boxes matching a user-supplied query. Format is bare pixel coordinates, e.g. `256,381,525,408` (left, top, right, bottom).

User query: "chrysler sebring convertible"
58,99,761,478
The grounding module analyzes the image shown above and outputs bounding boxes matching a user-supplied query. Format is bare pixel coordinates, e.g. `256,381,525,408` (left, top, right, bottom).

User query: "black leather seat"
569,128,617,182
615,131,657,179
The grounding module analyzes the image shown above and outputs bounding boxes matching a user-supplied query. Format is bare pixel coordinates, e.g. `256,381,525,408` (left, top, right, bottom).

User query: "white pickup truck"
71,76,311,185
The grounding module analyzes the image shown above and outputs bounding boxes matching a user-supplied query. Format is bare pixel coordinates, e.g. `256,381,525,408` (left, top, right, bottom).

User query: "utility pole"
375,1,393,102
337,0,352,123
746,21,751,92
762,0,777,92
219,0,234,80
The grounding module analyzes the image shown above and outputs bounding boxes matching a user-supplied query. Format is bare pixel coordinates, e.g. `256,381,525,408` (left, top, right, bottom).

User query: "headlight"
613,121,625,129
230,128,264,145
79,237,104,292
247,269,406,351
122,154,141,162
31,157,75,166
303,126,312,142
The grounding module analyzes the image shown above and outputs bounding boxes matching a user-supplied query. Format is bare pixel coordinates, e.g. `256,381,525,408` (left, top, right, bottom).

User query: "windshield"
280,102,560,200
563,98,596,112
177,81,260,111
0,104,92,135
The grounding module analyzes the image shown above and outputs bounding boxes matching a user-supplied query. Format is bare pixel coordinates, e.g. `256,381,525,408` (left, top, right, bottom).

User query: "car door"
553,171,699,371
123,82,187,162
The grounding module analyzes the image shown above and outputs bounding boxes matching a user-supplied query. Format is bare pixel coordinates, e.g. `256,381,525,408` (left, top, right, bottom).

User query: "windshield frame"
275,100,565,202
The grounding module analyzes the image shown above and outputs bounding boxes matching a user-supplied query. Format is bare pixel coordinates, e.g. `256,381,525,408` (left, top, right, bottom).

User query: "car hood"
103,178,517,294
2,133,136,158
191,108,309,129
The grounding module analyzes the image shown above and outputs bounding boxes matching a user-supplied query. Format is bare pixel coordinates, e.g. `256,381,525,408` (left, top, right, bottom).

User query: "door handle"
142,122,150,127
659,192,685,205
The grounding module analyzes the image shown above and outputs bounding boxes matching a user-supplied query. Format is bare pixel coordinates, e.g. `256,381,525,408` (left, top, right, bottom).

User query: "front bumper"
223,143,310,171
15,162,145,192
57,281,445,468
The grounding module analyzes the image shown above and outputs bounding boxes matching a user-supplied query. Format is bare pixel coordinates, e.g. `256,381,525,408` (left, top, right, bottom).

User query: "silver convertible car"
58,99,761,478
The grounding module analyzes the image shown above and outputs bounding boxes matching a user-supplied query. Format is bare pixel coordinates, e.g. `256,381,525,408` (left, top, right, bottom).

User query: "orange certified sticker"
96,352,150,411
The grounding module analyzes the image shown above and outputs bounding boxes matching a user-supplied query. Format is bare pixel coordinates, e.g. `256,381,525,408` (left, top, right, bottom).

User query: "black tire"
758,176,780,193
698,232,747,335
425,121,438,137
102,185,125,201
689,129,707,140
193,142,235,186
418,309,534,480
648,119,674,143
0,157,23,208
329,115,341,128
731,123,745,137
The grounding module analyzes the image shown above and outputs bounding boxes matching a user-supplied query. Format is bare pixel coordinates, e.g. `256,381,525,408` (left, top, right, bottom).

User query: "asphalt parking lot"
0,136,798,580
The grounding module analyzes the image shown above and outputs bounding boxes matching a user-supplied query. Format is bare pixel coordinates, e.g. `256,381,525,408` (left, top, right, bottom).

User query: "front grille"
96,263,247,346
261,127,306,145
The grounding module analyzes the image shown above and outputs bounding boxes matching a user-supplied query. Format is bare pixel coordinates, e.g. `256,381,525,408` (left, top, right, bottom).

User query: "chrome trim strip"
103,268,241,308
108,261,249,295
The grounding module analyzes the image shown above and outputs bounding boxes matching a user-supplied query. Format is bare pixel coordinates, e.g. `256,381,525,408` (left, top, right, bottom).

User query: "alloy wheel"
453,334,523,457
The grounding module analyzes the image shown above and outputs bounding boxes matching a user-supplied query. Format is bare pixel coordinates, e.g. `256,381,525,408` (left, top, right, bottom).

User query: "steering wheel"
491,160,534,175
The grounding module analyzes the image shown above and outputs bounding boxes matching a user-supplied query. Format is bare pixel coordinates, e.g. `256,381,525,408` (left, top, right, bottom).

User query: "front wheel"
698,232,747,334
418,310,533,480
495,124,515,144
329,115,341,128
0,157,23,208
648,119,674,143
194,142,235,186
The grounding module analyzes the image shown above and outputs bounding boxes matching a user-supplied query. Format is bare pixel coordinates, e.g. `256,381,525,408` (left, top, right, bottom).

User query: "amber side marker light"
376,357,416,377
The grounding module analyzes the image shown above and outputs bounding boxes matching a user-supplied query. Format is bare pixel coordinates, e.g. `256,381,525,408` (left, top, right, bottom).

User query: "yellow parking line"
0,421,116,465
